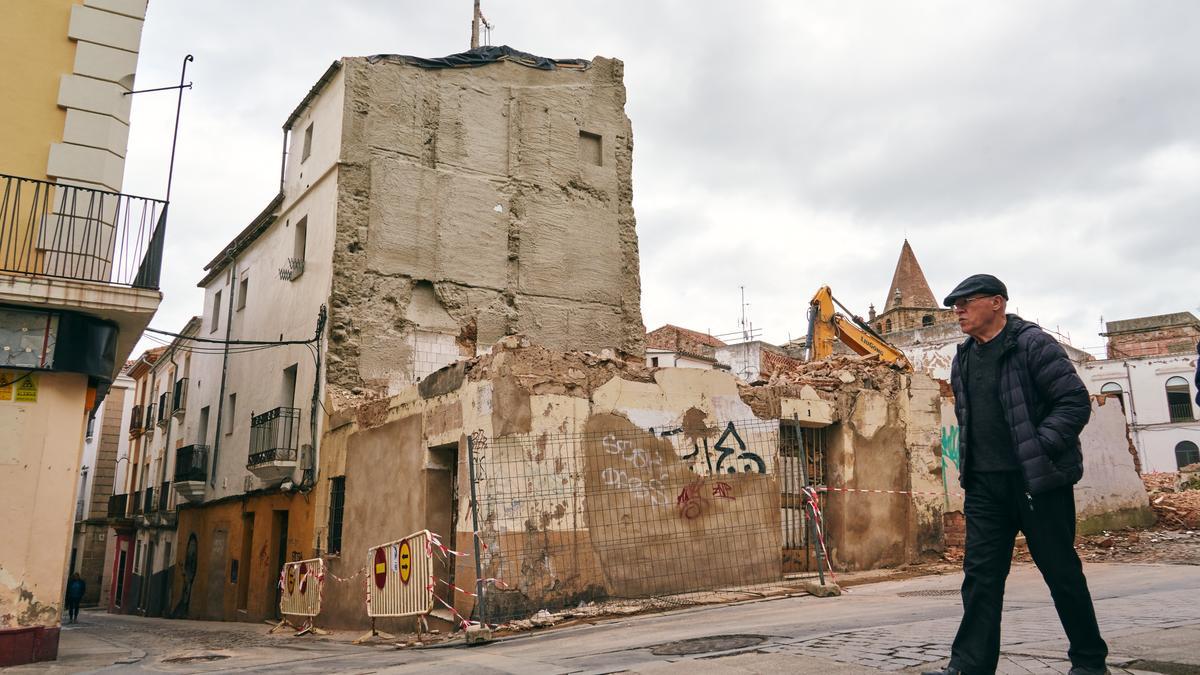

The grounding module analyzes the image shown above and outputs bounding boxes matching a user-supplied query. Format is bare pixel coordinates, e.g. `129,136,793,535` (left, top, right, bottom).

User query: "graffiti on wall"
940,425,960,471
601,434,670,507
678,422,766,475
676,478,736,519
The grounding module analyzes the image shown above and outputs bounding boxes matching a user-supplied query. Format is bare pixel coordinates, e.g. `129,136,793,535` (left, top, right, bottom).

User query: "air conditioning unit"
243,475,255,493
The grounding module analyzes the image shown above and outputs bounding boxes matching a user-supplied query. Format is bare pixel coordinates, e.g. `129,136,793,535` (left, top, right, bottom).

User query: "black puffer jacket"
950,315,1091,495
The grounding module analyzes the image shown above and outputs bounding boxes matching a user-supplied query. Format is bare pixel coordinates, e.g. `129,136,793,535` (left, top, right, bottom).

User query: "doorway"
270,510,289,619
426,443,459,610
236,513,254,612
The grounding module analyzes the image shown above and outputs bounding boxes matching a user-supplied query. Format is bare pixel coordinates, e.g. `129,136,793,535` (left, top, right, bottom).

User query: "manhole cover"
897,589,959,597
162,653,230,664
650,634,768,656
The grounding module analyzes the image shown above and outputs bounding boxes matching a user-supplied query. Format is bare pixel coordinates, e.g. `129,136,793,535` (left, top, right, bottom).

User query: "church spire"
883,239,938,312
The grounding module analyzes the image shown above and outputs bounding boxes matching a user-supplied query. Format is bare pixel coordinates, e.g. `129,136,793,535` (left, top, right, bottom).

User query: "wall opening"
270,510,290,619
236,513,254,611
579,130,602,166
425,442,459,611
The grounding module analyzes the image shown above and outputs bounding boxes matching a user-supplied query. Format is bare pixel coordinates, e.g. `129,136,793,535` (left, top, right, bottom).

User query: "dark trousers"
66,597,81,622
949,471,1107,674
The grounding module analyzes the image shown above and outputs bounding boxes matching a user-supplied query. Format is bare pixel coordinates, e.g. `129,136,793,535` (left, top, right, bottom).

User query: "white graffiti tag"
601,435,669,507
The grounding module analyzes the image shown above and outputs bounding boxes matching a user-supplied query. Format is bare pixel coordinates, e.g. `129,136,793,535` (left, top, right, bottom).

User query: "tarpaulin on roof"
367,45,589,71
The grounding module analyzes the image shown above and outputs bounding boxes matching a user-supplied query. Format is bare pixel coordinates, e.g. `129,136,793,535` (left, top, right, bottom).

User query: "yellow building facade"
0,0,159,666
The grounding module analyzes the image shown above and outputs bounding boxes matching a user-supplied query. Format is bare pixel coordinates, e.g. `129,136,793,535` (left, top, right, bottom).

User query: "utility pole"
471,0,481,49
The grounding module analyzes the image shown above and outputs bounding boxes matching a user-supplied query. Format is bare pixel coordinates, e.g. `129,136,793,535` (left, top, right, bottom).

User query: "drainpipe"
1121,360,1146,469
210,253,237,486
303,306,326,490
279,129,289,194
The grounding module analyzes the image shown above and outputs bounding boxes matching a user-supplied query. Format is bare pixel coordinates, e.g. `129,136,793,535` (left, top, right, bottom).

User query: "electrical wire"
143,326,317,346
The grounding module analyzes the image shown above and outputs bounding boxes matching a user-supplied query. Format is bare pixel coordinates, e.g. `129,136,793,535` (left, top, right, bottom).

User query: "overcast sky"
122,1,1200,357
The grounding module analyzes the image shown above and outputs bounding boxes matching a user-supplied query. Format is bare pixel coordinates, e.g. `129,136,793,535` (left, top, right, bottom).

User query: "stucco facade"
0,1,155,664
1080,353,1199,472
310,341,944,631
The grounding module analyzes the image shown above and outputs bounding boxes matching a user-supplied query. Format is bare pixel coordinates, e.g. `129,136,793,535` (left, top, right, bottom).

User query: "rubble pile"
762,353,900,392
1144,471,1200,530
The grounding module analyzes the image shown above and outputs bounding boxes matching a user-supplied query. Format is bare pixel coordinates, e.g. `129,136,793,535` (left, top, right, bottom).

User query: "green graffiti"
940,426,961,471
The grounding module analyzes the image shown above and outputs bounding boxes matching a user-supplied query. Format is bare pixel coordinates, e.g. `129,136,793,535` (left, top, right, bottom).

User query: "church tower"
874,240,955,335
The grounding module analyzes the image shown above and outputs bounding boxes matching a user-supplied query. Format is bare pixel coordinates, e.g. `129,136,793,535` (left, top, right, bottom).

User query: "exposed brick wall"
645,325,726,358
1106,325,1200,359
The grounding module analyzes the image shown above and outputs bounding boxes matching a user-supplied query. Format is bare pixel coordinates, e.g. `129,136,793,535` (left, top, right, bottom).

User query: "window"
288,217,308,281
85,415,95,440
210,290,222,333
1176,441,1200,469
1166,376,1195,423
1100,382,1124,412
301,122,314,162
884,319,893,333
237,275,248,311
198,406,210,445
922,314,934,327
327,476,345,554
225,393,236,435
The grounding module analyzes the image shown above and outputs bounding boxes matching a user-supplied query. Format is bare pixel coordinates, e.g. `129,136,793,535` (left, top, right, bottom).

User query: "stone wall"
327,56,644,396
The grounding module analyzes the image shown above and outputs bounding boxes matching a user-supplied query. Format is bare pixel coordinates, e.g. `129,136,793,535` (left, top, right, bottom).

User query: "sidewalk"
3,621,145,673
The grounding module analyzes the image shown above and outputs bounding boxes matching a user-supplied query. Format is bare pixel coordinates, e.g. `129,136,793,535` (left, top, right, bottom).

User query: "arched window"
1100,382,1125,412
922,314,934,327
884,319,892,333
1166,376,1195,423
1176,440,1200,469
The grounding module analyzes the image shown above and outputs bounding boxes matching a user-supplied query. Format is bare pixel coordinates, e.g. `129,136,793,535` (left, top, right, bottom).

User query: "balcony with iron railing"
142,403,155,435
129,405,144,436
1169,402,1196,423
0,173,166,290
174,444,209,502
172,378,188,416
107,493,128,519
130,489,142,515
247,407,301,484
158,481,170,512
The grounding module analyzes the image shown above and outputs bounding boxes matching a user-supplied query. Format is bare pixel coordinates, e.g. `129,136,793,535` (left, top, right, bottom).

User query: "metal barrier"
366,530,434,618
278,557,324,618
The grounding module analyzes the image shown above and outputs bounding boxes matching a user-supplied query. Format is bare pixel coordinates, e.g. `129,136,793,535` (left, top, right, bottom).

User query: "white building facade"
1079,354,1199,472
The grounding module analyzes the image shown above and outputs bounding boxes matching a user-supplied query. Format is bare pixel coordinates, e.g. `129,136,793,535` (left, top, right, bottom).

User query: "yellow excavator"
806,286,910,370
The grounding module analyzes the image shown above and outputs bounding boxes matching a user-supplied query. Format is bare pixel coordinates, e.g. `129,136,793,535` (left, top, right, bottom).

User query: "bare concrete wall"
328,57,644,396
1075,397,1155,533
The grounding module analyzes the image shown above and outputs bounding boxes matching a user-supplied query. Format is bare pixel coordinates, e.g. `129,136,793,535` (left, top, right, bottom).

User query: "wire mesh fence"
468,416,828,624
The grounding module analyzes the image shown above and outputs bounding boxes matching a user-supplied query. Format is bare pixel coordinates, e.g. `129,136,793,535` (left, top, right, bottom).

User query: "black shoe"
920,666,963,675
1068,666,1108,675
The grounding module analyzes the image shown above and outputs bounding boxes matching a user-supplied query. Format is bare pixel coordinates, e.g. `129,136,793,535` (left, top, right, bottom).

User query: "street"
15,560,1200,674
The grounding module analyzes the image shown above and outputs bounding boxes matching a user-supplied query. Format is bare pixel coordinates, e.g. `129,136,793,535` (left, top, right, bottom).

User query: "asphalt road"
22,561,1200,674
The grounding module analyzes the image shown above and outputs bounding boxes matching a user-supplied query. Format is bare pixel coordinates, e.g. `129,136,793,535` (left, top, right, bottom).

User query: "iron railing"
0,173,167,289
172,378,188,414
156,392,169,426
248,406,301,467
174,444,209,482
107,493,127,518
1169,402,1196,423
129,405,143,434
143,403,155,433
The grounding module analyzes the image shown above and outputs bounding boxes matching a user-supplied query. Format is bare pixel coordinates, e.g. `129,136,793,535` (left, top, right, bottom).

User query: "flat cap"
943,274,1008,307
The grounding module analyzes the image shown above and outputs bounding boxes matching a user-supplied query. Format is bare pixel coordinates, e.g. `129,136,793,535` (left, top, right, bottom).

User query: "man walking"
923,274,1108,675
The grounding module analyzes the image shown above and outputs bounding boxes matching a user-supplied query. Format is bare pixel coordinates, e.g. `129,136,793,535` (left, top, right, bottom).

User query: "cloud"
123,1,1200,356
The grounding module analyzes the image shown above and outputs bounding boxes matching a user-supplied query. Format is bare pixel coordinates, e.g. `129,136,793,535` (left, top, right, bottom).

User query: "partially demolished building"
314,339,946,631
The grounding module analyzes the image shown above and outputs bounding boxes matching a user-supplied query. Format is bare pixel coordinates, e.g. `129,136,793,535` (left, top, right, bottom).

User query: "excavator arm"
807,286,910,369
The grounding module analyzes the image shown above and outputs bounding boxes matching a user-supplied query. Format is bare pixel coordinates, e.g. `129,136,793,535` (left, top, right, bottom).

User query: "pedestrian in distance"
65,572,86,624
923,274,1108,675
